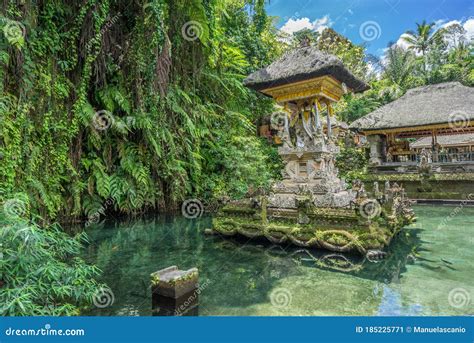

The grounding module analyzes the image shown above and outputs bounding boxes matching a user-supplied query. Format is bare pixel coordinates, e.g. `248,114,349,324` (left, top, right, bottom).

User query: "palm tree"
402,21,444,75
402,20,438,56
384,45,416,90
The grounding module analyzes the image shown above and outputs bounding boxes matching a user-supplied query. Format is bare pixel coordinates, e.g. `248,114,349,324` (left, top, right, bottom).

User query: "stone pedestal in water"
151,266,199,316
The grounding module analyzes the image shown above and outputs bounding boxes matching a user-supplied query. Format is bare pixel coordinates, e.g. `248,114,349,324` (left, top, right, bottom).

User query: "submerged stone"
150,266,199,299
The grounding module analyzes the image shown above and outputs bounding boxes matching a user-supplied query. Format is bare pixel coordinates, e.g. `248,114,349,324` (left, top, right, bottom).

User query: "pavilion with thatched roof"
350,82,474,171
350,82,474,202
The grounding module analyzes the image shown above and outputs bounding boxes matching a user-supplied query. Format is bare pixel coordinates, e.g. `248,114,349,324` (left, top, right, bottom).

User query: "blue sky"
265,0,474,56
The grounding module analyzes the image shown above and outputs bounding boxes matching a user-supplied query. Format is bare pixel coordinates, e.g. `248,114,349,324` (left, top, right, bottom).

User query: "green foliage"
335,147,367,185
0,0,281,220
383,46,418,90
317,28,368,79
0,206,102,316
290,28,319,48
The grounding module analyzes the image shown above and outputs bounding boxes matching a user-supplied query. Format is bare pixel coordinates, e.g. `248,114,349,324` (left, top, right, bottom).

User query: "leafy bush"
335,147,368,185
0,200,103,316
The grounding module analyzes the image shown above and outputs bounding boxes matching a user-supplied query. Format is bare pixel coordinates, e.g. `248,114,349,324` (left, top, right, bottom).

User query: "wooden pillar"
432,129,438,162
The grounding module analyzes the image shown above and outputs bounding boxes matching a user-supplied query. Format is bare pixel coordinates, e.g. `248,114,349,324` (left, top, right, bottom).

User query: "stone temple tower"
243,47,369,210
210,46,415,255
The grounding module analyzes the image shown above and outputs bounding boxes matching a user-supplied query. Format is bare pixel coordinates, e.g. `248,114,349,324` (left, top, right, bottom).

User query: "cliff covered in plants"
0,0,282,221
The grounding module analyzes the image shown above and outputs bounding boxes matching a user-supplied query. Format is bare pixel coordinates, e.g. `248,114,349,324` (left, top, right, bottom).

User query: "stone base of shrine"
210,209,403,255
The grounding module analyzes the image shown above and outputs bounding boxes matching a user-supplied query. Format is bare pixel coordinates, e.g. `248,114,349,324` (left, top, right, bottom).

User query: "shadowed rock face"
243,46,369,93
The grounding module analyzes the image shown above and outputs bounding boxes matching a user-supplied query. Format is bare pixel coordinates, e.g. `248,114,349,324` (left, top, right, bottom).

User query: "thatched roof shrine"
243,47,368,95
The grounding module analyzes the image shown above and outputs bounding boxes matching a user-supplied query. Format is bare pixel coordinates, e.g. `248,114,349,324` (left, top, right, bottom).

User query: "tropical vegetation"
0,0,472,315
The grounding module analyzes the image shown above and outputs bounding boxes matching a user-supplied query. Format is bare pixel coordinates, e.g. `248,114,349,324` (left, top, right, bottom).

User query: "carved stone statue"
269,106,355,209
418,148,432,174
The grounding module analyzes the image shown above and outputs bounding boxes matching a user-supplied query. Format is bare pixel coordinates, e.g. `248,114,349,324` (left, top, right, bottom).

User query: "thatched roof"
350,82,474,132
410,133,474,149
321,115,349,129
243,47,369,93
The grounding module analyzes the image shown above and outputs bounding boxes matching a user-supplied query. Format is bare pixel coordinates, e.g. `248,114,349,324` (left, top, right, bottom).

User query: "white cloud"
280,15,332,36
462,18,474,41
280,17,312,35
433,18,474,38
394,33,414,50
391,18,474,53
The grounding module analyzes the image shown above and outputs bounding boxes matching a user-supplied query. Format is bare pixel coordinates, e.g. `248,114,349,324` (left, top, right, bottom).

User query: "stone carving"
312,183,328,194
271,109,355,210
284,160,298,179
418,148,432,174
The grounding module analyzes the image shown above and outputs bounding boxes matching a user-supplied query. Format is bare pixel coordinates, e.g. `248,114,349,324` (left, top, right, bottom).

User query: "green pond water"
82,205,473,316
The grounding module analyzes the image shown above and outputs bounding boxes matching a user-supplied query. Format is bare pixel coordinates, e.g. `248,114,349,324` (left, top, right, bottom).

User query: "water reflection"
211,226,422,285
79,206,473,316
